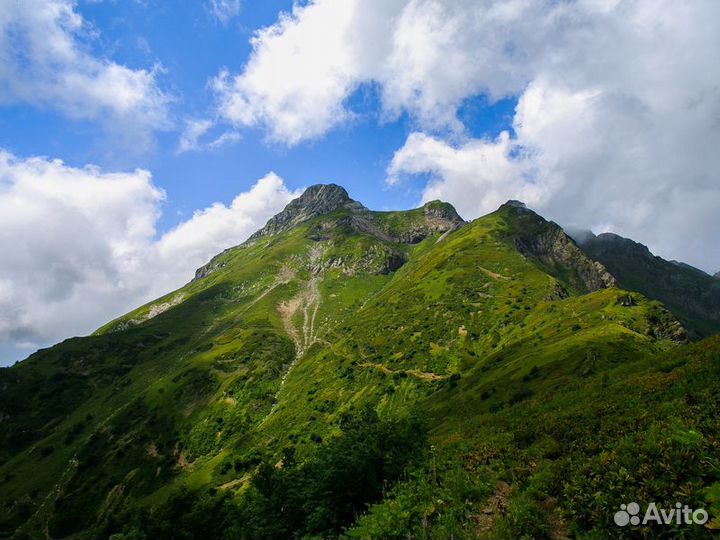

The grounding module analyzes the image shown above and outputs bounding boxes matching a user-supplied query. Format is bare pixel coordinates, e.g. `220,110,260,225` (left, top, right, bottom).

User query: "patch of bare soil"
475,480,511,536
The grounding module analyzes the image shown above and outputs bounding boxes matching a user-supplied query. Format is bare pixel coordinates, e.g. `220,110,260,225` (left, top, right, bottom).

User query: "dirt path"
359,362,448,382
475,480,512,535
478,266,511,281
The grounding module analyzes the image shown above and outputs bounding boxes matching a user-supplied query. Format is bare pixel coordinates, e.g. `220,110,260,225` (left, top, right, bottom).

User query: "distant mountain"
569,229,720,337
1,187,718,540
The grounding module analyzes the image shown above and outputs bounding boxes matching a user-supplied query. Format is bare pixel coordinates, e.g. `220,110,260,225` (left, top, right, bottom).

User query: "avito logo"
614,502,708,527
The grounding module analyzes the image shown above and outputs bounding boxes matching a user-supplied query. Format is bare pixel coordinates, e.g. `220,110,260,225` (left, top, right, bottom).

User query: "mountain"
570,230,720,338
1,186,719,540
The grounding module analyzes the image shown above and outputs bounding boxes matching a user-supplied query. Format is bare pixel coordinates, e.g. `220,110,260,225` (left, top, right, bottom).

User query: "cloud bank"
215,0,720,272
0,151,298,364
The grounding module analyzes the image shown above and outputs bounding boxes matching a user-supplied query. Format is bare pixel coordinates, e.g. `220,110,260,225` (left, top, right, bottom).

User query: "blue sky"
0,0,515,225
1,0,718,365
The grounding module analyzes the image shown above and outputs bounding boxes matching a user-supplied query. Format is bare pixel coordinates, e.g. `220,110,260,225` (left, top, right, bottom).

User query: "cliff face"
515,224,617,292
499,202,616,293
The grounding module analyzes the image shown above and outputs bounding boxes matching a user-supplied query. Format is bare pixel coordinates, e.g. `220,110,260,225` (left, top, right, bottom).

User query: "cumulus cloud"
0,0,171,145
177,118,241,153
385,1,720,272
209,0,242,24
155,171,297,268
387,131,543,218
211,0,368,145
214,0,720,272
0,150,299,365
210,0,567,143
177,119,214,153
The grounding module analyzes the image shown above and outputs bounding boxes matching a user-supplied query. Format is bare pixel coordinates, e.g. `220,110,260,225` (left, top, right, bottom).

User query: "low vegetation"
1,189,718,539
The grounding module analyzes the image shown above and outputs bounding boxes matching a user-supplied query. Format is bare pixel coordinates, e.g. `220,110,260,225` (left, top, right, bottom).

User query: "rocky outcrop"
194,257,227,281
193,185,465,282
417,201,465,238
248,184,366,241
501,202,616,293
320,247,406,276
516,225,616,292
645,304,688,343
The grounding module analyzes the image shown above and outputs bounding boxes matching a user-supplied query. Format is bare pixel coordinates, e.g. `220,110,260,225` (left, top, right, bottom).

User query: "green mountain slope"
570,230,720,338
1,186,718,540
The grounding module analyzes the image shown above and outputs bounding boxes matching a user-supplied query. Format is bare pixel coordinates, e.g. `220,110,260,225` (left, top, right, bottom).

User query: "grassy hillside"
0,191,717,539
573,231,720,338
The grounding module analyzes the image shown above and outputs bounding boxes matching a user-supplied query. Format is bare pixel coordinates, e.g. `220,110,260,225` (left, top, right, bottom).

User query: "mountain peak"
289,183,364,214
503,199,528,209
421,200,464,223
714,271,720,280
248,183,366,241
296,183,351,204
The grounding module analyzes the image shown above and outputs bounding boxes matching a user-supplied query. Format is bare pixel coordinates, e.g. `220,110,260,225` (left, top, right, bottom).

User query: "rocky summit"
1,185,719,540
248,184,367,240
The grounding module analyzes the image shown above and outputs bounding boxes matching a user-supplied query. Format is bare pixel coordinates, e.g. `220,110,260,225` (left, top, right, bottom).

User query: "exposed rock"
414,200,465,240
646,305,688,343
108,293,187,332
502,202,616,292
194,257,227,281
193,184,466,282
517,227,616,291
251,185,464,246
504,200,527,209
422,200,464,223
248,184,366,241
545,282,570,301
617,294,637,307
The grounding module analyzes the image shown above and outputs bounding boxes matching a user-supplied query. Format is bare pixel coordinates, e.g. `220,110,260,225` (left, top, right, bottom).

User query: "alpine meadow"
2,185,720,539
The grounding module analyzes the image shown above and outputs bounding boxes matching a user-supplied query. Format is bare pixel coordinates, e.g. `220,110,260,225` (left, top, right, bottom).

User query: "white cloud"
387,131,543,218
208,130,241,149
384,1,720,273
0,0,171,145
155,171,297,269
209,0,242,24
177,119,214,153
0,150,299,365
212,0,369,145
177,118,241,153
211,0,569,144
214,0,720,271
